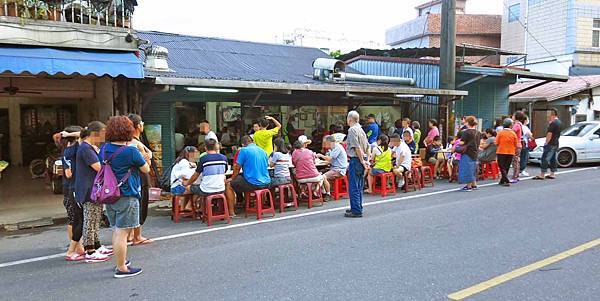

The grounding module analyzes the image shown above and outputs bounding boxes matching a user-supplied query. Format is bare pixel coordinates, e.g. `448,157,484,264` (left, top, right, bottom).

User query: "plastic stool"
201,193,231,227
274,183,298,213
480,161,500,180
298,182,324,208
244,189,275,220
171,194,197,223
403,168,422,193
420,166,434,188
332,176,349,200
372,172,396,197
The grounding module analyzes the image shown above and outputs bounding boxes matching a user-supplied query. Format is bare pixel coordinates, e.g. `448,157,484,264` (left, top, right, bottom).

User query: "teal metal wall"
454,74,513,129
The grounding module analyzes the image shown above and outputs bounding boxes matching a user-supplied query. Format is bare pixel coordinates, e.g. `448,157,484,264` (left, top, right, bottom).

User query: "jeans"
541,145,558,173
348,157,365,214
519,147,529,172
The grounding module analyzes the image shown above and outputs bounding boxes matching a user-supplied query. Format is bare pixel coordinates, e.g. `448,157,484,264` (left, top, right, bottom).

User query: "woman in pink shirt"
291,138,330,197
424,119,440,146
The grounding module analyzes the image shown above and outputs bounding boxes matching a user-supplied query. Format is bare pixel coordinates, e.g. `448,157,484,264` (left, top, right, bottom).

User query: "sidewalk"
0,164,548,231
0,167,65,230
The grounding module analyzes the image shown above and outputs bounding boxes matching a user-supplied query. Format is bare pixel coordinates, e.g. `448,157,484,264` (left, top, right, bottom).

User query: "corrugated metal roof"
509,75,600,102
138,31,332,84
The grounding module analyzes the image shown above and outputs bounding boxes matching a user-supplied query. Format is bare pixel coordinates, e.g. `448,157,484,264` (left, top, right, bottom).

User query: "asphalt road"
1,166,599,301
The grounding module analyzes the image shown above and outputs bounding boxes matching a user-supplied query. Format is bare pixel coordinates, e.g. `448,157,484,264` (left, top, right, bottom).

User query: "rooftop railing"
0,0,135,28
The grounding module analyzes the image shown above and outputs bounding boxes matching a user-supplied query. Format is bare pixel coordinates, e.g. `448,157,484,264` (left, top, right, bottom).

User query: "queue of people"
54,107,562,279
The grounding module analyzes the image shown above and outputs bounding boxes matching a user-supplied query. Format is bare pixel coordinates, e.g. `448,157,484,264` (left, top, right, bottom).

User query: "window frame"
593,19,600,48
508,4,520,23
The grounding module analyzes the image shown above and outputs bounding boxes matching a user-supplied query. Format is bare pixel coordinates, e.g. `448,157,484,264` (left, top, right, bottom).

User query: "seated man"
316,135,348,195
390,133,412,188
184,139,235,215
228,135,271,195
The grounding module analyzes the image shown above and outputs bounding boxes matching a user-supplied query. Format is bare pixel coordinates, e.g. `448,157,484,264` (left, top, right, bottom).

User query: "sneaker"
344,212,363,218
510,179,519,184
460,186,472,192
520,171,529,177
97,246,114,256
114,260,132,272
397,179,405,188
471,186,479,190
65,253,85,261
85,251,110,263
114,267,143,279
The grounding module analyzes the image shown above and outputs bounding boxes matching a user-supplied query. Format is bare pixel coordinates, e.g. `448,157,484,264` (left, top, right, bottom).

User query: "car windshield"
561,123,597,137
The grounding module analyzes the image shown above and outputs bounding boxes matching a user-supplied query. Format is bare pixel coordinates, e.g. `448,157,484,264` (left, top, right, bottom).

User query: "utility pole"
439,0,456,140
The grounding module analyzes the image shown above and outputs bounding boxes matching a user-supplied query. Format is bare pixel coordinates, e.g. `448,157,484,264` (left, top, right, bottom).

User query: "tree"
329,50,342,59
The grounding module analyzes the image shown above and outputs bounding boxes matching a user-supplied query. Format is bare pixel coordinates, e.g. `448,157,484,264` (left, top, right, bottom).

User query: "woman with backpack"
127,114,153,246
100,116,150,278
75,121,112,263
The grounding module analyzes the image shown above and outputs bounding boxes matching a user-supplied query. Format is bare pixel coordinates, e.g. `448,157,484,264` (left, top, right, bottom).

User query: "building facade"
385,0,501,64
501,0,600,75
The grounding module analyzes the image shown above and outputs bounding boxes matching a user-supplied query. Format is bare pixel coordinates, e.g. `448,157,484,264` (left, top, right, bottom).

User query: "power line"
504,1,590,85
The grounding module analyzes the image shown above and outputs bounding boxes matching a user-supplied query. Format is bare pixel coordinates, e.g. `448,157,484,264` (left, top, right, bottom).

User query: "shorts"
324,170,344,181
230,176,269,193
297,174,324,184
270,176,291,187
62,188,76,225
371,168,387,175
428,157,438,164
190,184,224,196
393,166,409,175
105,196,140,229
171,184,186,195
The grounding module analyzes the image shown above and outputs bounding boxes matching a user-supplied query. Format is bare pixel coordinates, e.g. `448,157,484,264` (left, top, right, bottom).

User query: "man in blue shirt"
228,135,271,194
364,114,380,145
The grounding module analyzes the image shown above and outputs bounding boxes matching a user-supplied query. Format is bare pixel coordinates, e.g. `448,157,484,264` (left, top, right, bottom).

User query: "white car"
529,121,600,168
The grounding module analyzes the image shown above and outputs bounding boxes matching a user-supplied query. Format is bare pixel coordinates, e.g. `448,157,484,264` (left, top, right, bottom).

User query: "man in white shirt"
390,133,412,188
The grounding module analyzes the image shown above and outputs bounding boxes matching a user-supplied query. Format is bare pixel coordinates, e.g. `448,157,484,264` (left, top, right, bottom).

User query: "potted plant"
19,0,50,20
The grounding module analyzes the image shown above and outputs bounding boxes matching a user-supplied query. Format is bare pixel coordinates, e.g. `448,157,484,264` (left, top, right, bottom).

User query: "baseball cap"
298,135,312,145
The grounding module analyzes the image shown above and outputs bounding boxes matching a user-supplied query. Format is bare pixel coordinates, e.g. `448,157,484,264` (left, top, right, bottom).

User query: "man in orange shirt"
495,118,519,186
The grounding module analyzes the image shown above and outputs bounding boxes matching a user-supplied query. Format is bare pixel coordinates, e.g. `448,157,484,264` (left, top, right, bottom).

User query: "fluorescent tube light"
185,87,239,93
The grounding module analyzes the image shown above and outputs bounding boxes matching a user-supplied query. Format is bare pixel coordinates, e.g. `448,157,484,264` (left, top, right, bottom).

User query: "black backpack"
159,163,175,192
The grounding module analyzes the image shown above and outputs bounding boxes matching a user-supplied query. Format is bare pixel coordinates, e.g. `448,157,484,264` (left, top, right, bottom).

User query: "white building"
277,28,386,54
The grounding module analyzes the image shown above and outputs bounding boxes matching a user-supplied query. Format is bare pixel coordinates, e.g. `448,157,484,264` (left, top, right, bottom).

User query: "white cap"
205,131,219,142
298,135,312,145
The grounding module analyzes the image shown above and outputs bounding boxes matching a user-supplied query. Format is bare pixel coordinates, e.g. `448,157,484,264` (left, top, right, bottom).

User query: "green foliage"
329,50,342,59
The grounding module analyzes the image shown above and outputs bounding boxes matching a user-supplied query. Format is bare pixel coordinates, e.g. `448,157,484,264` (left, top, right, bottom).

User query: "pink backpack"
91,145,131,205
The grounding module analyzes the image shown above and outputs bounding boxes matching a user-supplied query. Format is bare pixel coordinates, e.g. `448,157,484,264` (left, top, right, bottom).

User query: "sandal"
132,238,154,246
545,175,556,179
532,176,545,180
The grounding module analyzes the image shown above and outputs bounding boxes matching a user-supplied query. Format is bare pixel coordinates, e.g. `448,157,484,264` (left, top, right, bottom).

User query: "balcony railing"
0,0,135,28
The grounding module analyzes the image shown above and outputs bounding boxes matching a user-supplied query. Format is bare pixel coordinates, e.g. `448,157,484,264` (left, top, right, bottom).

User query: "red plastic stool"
372,172,396,197
403,168,422,193
201,193,231,227
332,176,349,200
420,165,434,188
480,161,500,180
274,183,298,213
171,194,197,223
244,189,275,220
298,182,324,208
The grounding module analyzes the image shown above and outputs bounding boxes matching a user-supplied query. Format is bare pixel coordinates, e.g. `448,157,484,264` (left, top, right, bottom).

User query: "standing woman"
75,121,112,263
424,119,440,146
101,116,150,278
127,114,153,246
456,116,481,191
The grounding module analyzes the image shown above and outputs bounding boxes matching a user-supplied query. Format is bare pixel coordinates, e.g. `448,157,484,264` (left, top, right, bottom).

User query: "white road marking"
0,167,597,269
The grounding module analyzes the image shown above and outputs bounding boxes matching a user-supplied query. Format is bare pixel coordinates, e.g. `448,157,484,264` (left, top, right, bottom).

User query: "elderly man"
317,135,348,197
345,111,370,218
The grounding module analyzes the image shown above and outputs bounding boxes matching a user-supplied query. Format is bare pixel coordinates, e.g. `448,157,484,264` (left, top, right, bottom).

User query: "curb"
1,216,68,232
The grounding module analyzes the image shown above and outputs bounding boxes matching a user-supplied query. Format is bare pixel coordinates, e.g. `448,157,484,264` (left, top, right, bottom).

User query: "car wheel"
51,177,63,194
557,148,576,168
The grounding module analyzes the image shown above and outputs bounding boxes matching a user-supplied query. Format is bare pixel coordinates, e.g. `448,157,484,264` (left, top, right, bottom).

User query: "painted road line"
0,167,597,269
447,238,600,300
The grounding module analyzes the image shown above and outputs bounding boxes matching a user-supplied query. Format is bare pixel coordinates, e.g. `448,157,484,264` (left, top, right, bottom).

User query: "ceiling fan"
0,78,42,95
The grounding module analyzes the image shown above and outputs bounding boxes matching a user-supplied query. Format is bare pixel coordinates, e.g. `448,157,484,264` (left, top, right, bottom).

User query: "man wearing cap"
364,114,380,146
345,111,370,218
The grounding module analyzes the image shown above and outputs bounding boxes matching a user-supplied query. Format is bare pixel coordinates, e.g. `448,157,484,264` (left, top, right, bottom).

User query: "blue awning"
0,46,144,78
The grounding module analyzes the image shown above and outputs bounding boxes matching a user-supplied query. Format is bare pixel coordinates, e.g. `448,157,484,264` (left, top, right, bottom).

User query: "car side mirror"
590,134,600,140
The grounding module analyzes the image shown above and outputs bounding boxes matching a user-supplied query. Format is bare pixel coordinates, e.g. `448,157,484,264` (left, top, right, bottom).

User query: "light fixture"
185,87,239,93
395,94,424,98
